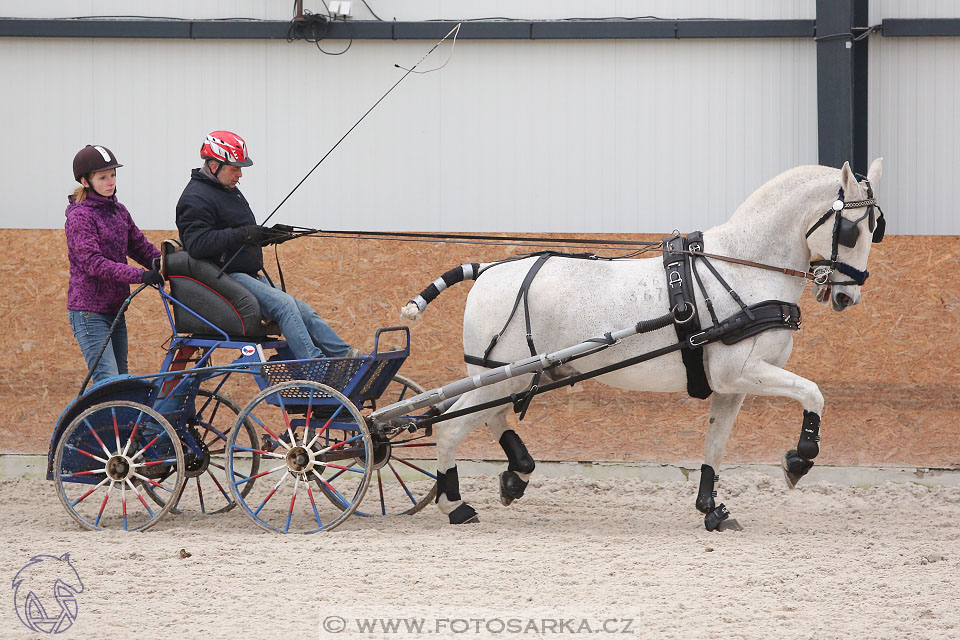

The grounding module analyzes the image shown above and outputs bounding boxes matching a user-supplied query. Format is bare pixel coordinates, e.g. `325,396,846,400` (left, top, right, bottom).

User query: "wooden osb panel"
2,230,958,469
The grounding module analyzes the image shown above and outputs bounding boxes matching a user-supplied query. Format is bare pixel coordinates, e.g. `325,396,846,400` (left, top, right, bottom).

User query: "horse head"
805,158,884,311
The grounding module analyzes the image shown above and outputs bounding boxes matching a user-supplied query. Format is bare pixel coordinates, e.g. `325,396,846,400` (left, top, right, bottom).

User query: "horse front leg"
698,393,746,531
712,359,825,490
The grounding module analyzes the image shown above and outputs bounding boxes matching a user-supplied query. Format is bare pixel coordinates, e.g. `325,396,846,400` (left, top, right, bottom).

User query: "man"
175,130,359,360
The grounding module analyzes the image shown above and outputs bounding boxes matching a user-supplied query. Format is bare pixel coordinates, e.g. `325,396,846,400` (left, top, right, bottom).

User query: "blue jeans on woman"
69,310,128,384
228,273,350,360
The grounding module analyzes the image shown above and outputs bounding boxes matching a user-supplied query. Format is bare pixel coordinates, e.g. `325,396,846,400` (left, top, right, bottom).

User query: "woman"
65,145,163,383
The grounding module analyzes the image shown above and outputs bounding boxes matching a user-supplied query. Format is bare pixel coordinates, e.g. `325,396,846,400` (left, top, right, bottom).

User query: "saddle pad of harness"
663,232,712,399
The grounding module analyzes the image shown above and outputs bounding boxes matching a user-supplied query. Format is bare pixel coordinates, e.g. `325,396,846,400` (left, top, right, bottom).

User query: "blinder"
804,177,887,288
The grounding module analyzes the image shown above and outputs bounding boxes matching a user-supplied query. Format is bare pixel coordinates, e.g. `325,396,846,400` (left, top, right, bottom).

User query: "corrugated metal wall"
1,0,957,234
2,35,817,233
869,0,960,235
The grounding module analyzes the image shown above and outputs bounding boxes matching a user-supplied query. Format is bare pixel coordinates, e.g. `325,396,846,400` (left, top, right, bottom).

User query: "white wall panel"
868,35,960,234
1,36,817,233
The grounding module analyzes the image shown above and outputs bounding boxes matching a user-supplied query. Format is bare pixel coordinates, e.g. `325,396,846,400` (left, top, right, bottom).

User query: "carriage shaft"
368,320,662,425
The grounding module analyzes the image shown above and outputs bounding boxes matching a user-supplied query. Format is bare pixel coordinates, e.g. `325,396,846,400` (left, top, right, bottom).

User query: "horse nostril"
837,292,852,306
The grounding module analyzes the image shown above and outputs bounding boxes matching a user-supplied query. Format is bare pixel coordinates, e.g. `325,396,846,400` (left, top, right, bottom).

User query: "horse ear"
839,161,858,196
867,157,883,186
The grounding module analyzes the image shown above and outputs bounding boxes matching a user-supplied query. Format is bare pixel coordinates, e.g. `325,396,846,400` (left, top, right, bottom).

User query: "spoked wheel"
53,401,185,531
226,381,373,533
339,374,438,516
144,390,259,515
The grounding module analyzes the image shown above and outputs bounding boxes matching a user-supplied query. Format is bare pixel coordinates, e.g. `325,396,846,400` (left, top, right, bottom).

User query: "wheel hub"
358,440,392,470
106,455,133,481
286,446,314,473
184,427,211,477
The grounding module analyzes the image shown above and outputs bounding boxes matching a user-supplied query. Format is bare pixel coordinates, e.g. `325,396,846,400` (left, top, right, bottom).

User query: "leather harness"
463,242,802,410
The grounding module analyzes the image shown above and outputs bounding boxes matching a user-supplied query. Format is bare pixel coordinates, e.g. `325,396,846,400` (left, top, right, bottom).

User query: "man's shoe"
345,347,368,359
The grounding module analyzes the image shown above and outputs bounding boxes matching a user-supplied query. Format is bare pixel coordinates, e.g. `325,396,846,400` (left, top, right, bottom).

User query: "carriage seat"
161,240,280,338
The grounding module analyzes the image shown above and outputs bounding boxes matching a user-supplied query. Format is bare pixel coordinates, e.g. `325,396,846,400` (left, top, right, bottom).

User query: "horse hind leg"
699,393,746,531
485,412,535,506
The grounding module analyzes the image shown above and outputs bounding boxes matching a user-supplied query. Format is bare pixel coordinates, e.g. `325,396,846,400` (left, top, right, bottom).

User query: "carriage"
48,246,440,533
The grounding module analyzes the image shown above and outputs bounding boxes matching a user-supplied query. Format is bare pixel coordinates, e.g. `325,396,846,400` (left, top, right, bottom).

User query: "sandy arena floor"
2,471,959,639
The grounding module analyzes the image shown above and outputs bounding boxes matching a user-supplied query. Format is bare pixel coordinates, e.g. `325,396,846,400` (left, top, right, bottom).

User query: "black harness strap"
663,232,712,400
481,252,553,366
422,300,801,429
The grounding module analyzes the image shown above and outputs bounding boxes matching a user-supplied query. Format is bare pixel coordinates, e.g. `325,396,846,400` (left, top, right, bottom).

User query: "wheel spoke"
254,471,289,516
70,477,110,507
392,456,437,479
306,484,323,528
234,463,287,487
64,443,109,464
94,481,115,527
312,469,349,508
84,419,113,458
125,478,155,516
231,445,284,459
285,475,300,533
387,461,418,505
111,408,122,453
122,413,143,457
206,469,233,504
305,404,345,448
377,470,386,515
247,411,291,451
197,479,206,514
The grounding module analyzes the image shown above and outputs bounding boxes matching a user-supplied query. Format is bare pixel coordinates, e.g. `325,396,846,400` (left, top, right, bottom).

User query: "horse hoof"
499,470,528,506
448,503,479,525
704,504,730,532
781,450,814,489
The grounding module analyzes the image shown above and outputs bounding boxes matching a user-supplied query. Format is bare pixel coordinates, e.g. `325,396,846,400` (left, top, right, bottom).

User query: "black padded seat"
162,247,280,338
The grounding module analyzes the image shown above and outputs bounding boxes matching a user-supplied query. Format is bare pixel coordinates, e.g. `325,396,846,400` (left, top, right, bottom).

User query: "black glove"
261,223,298,246
241,224,268,245
141,269,164,286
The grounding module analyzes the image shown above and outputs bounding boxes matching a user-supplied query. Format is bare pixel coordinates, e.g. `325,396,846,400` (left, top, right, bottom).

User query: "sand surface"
3,471,959,639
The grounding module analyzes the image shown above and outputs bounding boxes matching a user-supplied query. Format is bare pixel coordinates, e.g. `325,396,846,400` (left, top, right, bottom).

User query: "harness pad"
663,232,712,399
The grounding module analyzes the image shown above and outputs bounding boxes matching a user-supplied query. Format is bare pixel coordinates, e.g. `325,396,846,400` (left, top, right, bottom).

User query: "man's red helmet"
200,131,253,167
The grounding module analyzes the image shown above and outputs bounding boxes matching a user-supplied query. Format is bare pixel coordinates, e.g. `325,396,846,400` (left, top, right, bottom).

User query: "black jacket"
175,168,263,275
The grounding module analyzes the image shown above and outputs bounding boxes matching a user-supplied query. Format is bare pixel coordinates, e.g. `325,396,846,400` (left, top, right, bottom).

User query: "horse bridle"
682,176,886,288
804,177,886,286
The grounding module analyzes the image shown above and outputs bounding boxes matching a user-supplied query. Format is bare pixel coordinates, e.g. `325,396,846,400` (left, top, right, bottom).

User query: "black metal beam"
0,18,815,40
815,0,869,175
882,18,960,37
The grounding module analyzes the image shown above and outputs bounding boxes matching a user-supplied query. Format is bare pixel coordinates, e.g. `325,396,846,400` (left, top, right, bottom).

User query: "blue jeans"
69,310,128,383
229,273,350,359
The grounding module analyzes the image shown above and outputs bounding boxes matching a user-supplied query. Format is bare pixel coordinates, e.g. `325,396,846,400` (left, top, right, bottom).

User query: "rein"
680,249,816,282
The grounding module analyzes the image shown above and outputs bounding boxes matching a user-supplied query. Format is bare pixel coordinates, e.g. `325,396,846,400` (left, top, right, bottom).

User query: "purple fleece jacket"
64,191,161,314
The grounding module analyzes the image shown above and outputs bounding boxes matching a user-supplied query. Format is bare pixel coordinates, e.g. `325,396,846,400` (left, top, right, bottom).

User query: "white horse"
400,159,884,530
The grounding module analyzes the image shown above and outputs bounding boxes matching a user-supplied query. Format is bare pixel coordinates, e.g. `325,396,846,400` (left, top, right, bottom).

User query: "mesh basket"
261,358,365,397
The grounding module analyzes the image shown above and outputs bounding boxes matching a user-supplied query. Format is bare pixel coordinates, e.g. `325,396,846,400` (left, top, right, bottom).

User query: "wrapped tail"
400,263,481,321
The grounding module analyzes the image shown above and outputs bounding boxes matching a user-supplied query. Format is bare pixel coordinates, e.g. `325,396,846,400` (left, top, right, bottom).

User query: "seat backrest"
162,244,270,337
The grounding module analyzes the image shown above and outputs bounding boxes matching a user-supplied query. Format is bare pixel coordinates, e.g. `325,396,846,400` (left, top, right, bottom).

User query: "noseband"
804,177,886,286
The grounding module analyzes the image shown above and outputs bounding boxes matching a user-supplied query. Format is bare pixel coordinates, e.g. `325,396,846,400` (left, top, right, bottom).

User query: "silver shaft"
369,322,644,424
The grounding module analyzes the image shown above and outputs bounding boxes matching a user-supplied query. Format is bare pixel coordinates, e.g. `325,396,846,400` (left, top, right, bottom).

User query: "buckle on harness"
668,271,683,288
689,331,708,348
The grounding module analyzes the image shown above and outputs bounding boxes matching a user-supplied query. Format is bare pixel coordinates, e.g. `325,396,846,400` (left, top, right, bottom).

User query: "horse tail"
400,263,483,322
